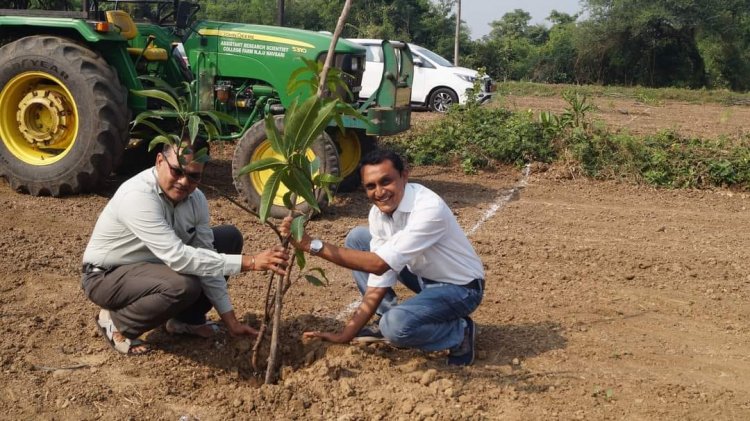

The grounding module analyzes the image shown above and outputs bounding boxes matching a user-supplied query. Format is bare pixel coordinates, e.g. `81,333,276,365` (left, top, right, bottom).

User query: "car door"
411,51,435,103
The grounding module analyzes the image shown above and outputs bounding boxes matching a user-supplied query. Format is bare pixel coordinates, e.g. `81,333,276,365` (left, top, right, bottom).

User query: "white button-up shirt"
82,168,242,314
367,183,484,288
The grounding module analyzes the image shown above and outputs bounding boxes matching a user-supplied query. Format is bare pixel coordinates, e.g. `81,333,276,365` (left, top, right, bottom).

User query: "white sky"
461,0,584,39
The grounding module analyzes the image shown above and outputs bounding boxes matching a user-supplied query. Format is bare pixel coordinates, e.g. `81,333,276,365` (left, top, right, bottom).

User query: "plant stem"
264,258,285,384
316,0,352,98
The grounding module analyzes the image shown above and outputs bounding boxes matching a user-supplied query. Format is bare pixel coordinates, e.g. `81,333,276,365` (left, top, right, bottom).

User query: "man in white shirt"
280,150,484,365
82,139,289,355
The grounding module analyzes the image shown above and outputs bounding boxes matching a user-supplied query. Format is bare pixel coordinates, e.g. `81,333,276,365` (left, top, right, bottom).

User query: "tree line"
5,0,748,91
197,0,750,92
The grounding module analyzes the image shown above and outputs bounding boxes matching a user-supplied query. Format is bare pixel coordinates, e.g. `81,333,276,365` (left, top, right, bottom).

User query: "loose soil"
1,97,749,420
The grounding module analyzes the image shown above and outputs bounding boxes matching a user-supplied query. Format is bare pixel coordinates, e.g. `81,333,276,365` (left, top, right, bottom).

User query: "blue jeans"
345,226,483,352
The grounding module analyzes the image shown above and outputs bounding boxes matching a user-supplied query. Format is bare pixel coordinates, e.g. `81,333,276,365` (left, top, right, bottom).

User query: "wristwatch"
309,238,324,255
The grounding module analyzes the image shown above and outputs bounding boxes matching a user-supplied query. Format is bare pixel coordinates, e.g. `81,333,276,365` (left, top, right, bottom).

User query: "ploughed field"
0,96,749,419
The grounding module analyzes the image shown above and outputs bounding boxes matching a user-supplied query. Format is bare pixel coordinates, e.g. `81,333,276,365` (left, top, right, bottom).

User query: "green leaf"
264,115,285,155
188,115,200,143
310,267,329,285
290,153,313,180
137,75,181,99
299,99,338,151
131,119,168,137
310,156,321,175
259,170,283,223
282,191,294,209
199,110,240,128
295,249,306,271
236,157,285,176
323,185,335,204
317,173,342,184
130,89,180,111
284,167,320,212
285,96,322,154
192,147,210,164
201,121,220,141
291,215,306,242
148,135,176,152
304,275,325,286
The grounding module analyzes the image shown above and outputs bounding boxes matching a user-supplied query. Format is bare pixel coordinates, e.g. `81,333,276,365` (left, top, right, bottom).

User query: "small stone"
416,404,436,417
419,368,437,386
232,398,243,408
512,358,520,366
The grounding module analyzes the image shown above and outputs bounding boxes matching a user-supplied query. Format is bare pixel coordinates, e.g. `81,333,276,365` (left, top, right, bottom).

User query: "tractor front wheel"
0,36,129,195
330,129,376,192
232,116,340,219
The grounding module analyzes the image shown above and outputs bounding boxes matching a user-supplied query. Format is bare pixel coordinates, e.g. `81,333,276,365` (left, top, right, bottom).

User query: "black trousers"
81,225,243,339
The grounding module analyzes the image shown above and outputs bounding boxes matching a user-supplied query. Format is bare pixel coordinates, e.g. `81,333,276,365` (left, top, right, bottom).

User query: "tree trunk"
454,0,461,66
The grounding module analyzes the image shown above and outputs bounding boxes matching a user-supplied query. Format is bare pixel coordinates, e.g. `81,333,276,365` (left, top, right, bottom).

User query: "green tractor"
0,0,413,216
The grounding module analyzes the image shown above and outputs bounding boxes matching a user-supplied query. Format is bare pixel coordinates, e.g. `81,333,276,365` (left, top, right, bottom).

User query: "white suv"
349,39,494,112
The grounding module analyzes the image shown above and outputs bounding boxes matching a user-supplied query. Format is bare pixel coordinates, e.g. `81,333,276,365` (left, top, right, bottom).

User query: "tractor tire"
428,87,458,113
114,139,161,176
0,36,129,196
232,115,340,219
330,128,376,192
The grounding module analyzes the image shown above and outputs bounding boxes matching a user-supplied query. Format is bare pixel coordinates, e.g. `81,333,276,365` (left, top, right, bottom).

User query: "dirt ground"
1,97,750,420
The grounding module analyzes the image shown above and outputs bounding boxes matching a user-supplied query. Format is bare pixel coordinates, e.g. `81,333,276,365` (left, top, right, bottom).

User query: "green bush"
391,89,750,190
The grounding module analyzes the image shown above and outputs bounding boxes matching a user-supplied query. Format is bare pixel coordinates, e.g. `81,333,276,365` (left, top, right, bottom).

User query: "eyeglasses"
161,153,202,183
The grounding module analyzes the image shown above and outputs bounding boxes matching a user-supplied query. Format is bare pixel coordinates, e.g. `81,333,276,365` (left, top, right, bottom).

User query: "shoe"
165,318,220,338
448,317,475,366
95,309,149,355
351,323,386,343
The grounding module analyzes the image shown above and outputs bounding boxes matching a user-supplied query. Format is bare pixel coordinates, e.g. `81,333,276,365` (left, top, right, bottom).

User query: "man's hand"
255,245,289,276
228,323,259,338
302,330,349,343
279,216,311,251
241,246,289,275
221,310,258,337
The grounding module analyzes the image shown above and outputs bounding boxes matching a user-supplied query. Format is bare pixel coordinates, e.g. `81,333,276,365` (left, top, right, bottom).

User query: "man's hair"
360,149,406,173
163,137,210,160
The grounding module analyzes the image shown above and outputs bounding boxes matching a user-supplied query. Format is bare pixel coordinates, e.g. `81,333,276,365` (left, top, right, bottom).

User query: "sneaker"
351,324,386,343
448,317,475,366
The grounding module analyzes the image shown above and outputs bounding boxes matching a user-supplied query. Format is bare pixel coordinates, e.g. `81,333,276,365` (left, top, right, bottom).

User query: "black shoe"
352,324,386,343
448,317,475,366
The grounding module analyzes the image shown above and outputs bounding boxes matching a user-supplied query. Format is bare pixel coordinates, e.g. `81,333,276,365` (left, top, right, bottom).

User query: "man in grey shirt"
82,139,288,355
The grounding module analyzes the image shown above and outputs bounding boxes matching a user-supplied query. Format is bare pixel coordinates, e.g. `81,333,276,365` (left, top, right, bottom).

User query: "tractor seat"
105,10,168,62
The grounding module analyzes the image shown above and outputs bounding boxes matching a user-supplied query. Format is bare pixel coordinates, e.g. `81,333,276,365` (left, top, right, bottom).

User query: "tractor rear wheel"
330,128,376,192
232,116,340,219
0,36,129,195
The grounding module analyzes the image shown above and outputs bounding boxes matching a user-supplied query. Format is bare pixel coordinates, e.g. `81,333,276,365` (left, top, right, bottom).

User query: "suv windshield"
412,45,453,67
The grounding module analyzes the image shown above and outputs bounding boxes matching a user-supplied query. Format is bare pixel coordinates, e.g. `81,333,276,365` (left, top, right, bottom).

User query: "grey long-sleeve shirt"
82,168,242,314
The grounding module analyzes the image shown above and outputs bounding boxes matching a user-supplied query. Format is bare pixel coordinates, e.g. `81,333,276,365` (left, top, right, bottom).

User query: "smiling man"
280,149,485,365
81,139,289,355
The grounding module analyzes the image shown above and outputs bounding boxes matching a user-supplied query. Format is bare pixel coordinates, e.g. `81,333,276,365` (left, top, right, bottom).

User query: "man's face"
156,150,204,203
361,159,408,215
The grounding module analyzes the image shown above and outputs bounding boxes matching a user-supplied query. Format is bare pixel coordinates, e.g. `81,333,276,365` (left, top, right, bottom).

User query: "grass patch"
496,81,750,106
387,90,750,190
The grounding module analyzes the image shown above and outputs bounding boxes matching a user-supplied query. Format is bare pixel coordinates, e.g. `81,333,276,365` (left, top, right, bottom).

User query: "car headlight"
456,74,476,83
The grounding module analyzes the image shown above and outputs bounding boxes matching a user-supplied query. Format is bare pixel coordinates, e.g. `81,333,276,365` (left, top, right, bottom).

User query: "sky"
461,0,584,39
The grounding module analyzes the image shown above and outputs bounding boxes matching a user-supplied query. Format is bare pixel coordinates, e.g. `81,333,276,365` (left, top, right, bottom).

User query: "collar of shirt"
393,183,416,215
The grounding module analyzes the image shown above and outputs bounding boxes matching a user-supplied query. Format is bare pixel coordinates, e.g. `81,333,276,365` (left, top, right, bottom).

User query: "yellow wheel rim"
337,130,361,178
0,71,79,165
250,140,317,207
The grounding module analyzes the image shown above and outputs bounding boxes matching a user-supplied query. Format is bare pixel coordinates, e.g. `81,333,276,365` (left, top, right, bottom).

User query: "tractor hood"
192,21,365,58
